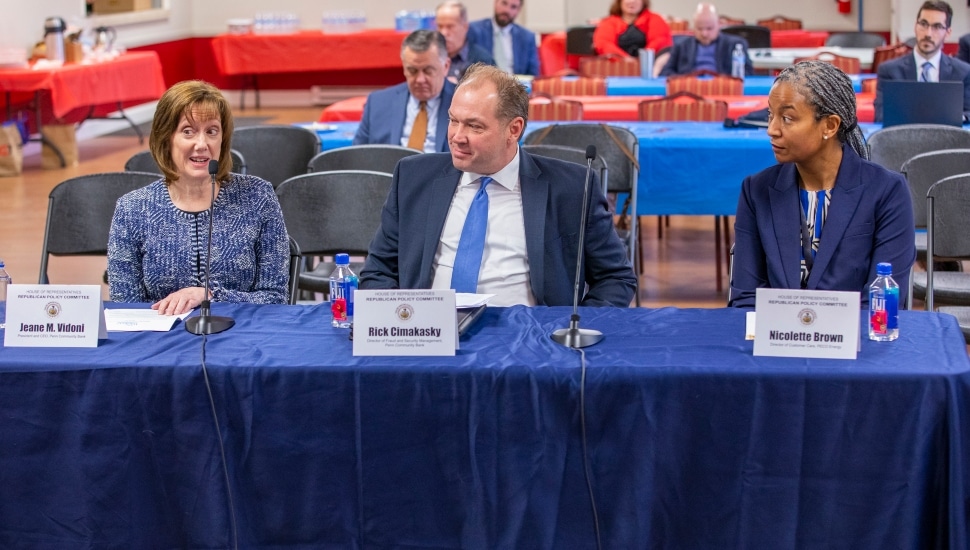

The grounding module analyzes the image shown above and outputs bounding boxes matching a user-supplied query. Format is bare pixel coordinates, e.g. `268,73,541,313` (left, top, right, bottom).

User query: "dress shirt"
694,42,717,72
914,49,942,82
402,94,441,153
431,149,535,306
494,24,514,73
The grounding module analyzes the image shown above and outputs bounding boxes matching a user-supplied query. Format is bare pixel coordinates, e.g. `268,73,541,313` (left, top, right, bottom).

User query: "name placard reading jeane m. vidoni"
353,289,457,356
753,288,860,360
4,284,107,348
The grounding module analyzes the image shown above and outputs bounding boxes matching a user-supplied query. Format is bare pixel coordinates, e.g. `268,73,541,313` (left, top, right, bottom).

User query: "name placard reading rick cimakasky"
4,285,107,348
753,288,860,360
353,289,456,356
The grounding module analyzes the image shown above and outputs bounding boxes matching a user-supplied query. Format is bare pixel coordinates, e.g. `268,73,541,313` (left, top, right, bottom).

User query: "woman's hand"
152,287,207,315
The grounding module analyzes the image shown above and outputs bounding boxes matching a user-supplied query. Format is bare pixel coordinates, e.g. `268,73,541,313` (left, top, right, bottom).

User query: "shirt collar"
915,48,942,69
459,147,520,191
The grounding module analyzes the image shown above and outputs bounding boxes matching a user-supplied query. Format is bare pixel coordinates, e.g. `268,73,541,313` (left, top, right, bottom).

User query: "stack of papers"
104,309,191,332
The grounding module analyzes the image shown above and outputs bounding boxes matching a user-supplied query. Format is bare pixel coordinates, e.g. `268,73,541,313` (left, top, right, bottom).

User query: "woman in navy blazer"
730,61,915,308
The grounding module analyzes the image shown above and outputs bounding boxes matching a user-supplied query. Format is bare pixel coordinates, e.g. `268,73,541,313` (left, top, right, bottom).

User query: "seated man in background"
874,0,970,121
467,0,540,76
659,3,752,77
354,30,454,153
360,63,636,307
436,1,497,83
957,31,970,63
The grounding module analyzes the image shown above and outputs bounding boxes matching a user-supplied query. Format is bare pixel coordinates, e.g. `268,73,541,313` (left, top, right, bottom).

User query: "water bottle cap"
876,262,892,275
335,253,350,265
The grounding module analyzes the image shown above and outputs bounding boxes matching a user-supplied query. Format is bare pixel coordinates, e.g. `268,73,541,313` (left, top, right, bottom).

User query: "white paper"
104,309,191,332
456,293,495,308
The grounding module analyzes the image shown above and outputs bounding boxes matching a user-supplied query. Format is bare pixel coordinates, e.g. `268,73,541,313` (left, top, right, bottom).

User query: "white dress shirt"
914,49,943,82
431,149,535,306
401,94,441,153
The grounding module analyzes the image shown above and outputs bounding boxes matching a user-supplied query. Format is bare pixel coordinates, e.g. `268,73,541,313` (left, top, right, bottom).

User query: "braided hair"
774,60,868,160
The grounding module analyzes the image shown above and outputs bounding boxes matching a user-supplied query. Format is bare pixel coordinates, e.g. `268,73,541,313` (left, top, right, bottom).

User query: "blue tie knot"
921,61,933,82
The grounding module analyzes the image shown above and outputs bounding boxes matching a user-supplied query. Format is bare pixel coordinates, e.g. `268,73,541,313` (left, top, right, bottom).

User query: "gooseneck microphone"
551,145,604,348
185,159,235,335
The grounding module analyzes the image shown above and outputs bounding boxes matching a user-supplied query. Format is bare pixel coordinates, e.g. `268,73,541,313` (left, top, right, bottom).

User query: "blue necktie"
921,61,933,82
451,176,492,293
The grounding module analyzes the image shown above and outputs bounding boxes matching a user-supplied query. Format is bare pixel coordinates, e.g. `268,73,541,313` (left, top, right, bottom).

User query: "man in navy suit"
467,0,540,76
875,0,970,122
659,3,751,77
436,1,497,83
354,30,455,152
360,63,636,307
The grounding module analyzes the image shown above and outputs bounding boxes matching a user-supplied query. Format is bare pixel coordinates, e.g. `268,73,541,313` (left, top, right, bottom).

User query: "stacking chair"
531,75,606,96
565,25,597,56
902,150,970,305
275,170,392,296
720,25,771,49
307,144,420,174
861,78,877,94
579,54,642,78
39,171,161,284
637,91,729,122
718,16,746,27
124,149,248,175
913,175,970,339
231,125,320,188
521,144,608,195
523,123,640,305
665,70,743,96
871,42,912,73
867,124,970,173
287,237,302,305
825,32,886,48
755,16,802,31
664,16,689,32
528,96,584,121
793,52,860,74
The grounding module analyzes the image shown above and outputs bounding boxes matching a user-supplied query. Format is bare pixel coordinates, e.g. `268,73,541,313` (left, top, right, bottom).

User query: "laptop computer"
881,80,964,127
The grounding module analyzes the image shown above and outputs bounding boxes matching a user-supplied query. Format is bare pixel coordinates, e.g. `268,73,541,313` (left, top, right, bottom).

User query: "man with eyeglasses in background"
874,0,970,122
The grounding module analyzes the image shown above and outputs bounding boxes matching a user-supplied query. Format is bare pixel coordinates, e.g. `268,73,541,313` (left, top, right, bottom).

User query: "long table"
0,303,967,548
749,46,876,71
604,74,874,95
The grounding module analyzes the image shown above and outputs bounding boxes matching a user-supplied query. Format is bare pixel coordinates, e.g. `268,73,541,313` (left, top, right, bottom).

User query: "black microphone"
185,159,235,335
551,145,604,348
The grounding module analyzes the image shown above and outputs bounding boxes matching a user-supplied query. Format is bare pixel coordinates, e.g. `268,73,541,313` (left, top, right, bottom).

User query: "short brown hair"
458,63,529,136
149,80,234,184
609,0,649,18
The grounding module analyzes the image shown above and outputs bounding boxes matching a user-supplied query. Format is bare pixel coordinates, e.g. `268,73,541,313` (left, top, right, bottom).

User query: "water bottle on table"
868,262,899,342
0,259,11,330
329,253,358,328
731,43,746,79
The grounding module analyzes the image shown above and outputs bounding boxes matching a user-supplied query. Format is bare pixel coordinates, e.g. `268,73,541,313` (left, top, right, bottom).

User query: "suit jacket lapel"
390,85,409,145
419,164,462,286
806,146,864,289
768,164,803,289
940,54,955,80
518,151,548,302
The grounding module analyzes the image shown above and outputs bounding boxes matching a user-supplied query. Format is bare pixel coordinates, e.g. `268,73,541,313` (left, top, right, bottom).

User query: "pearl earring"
823,135,829,140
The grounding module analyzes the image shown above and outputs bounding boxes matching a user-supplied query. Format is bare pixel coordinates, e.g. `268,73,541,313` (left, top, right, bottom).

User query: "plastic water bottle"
731,43,746,79
329,253,358,328
868,262,899,342
0,259,11,330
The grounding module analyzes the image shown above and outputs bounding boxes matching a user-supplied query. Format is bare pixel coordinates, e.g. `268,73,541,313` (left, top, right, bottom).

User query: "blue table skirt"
310,122,882,216
604,74,875,96
0,304,967,548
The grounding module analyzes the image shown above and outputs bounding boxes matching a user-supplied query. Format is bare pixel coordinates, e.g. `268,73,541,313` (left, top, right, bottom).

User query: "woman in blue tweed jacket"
108,80,289,314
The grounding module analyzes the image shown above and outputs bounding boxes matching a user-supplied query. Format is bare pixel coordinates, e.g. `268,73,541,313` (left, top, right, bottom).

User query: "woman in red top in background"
593,0,673,69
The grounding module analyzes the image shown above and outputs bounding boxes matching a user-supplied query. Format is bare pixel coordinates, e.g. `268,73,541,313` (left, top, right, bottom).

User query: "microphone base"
551,327,604,348
185,315,235,335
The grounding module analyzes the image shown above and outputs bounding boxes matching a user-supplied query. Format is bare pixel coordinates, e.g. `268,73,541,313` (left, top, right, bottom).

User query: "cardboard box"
91,0,153,14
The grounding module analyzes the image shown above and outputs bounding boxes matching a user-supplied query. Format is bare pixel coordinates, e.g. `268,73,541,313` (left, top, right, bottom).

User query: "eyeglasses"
917,19,948,32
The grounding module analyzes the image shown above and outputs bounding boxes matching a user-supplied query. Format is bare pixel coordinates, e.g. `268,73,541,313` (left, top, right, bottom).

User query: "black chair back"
825,32,886,48
720,25,771,49
307,144,420,174
232,125,319,187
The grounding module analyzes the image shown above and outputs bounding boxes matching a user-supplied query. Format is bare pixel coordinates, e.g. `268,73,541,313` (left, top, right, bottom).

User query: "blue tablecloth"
0,303,968,548
604,74,875,96
311,121,881,216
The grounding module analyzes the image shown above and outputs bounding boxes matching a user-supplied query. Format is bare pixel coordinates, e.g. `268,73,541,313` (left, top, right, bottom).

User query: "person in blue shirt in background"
468,0,541,76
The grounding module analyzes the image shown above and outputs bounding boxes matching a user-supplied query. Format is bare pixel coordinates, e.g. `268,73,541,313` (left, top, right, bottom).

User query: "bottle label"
331,296,347,321
869,287,898,334
343,275,358,317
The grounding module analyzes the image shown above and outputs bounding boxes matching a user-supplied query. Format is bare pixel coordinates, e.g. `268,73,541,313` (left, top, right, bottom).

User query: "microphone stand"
552,145,604,348
186,159,235,335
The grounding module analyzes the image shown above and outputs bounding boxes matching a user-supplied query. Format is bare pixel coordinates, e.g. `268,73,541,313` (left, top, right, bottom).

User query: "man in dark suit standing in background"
360,63,636,307
467,0,541,76
354,30,455,152
659,3,752,77
875,0,970,121
436,1,497,83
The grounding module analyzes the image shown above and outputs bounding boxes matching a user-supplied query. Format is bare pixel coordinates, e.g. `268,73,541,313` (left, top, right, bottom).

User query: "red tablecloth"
320,93,876,123
770,30,830,48
0,52,166,119
211,30,409,76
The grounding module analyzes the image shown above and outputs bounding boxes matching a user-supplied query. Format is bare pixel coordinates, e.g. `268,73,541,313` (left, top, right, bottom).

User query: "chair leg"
657,215,663,239
714,216,723,293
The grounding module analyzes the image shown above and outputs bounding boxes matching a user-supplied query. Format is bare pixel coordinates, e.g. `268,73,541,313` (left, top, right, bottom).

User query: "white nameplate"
353,289,457,356
4,284,107,347
753,288,860,359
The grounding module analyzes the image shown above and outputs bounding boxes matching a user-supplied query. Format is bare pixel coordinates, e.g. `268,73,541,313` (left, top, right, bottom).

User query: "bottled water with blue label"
868,262,899,342
731,44,745,79
329,253,358,328
0,259,10,330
